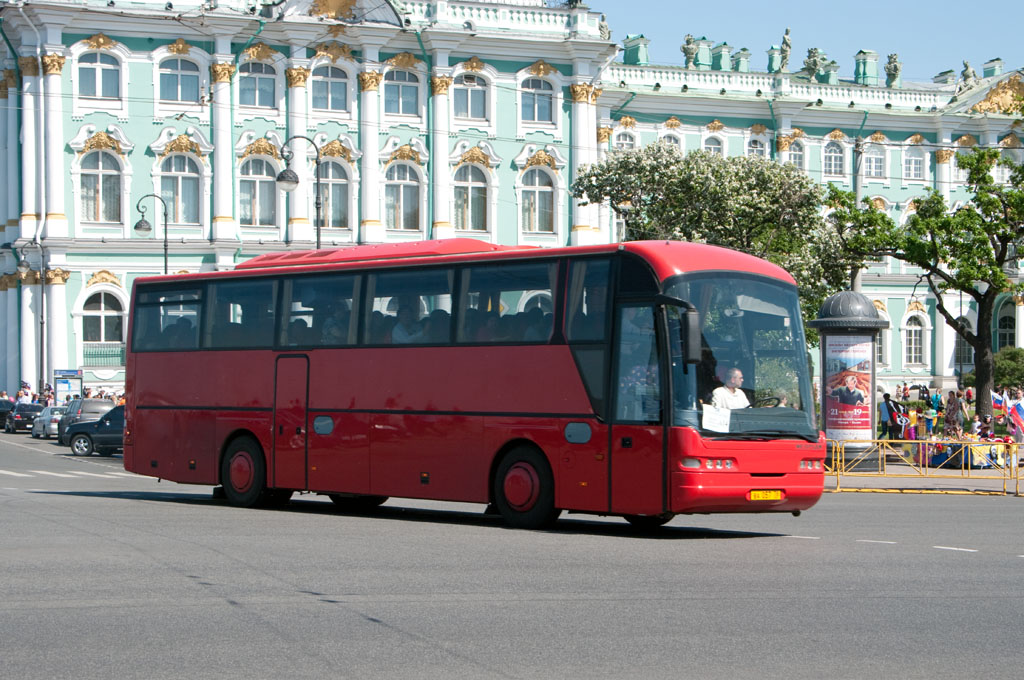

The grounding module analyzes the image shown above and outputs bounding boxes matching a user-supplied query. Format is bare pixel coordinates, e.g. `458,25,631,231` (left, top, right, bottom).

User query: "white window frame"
451,61,498,137
512,144,567,245
381,61,427,128
902,312,931,368
238,157,281,231
659,133,682,150
232,50,286,125
309,62,354,120
383,161,426,233
874,307,891,368
238,61,278,109
514,64,565,141
747,138,767,158
78,150,124,227
70,40,132,118
316,159,352,231
613,131,636,150
71,282,129,370
150,44,211,124
903,146,927,183
788,140,806,170
309,133,361,244
157,154,204,228
997,302,1016,351
453,164,491,234
823,141,846,177
703,136,724,155
864,144,886,180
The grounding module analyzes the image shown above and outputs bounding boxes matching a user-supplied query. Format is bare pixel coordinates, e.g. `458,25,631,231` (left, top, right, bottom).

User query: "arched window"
824,142,844,176
80,151,121,223
997,306,1016,351
789,141,805,169
904,147,925,180
79,53,120,99
240,62,276,108
661,134,681,149
384,70,419,115
521,168,553,233
864,145,885,178
317,160,349,229
83,292,124,346
454,165,487,231
954,317,974,369
704,137,723,155
521,78,553,123
158,58,200,102
453,73,487,120
384,163,420,230
905,316,925,365
747,139,766,157
239,158,276,227
160,155,201,224
311,66,348,111
614,132,636,150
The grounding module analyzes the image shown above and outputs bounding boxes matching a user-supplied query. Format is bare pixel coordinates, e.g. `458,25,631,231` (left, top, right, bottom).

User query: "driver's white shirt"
711,386,750,409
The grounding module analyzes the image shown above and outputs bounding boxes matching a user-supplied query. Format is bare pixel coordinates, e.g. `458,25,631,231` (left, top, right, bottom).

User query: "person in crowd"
969,414,981,435
711,367,750,409
883,393,904,440
877,392,891,439
923,403,937,436
902,383,910,401
943,390,966,437
919,384,930,403
965,385,974,405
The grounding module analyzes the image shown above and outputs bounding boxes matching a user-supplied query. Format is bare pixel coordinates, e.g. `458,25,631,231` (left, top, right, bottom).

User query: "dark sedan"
4,403,44,433
66,405,124,456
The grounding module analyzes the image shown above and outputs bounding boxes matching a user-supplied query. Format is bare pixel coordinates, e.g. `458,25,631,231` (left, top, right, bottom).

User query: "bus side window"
566,259,611,342
364,269,454,346
457,261,557,343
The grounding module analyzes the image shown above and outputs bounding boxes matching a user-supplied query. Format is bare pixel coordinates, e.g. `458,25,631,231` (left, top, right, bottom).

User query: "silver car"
31,406,66,439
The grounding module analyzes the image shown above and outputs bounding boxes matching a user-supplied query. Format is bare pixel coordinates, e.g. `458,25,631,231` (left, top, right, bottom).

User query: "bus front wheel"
493,446,560,530
220,436,267,508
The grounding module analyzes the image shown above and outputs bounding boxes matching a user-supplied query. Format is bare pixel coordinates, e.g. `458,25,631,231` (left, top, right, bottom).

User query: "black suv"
58,398,116,445
66,405,124,457
4,403,43,433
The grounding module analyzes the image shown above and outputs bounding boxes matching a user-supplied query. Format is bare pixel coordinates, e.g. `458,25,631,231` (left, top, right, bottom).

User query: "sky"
593,0,1024,84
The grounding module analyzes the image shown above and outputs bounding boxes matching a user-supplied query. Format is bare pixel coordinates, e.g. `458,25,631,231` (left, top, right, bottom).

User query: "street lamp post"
275,135,323,250
133,194,170,275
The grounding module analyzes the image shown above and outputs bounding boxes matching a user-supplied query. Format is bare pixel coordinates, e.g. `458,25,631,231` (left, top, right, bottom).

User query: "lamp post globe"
133,217,153,236
275,167,300,193
17,257,30,274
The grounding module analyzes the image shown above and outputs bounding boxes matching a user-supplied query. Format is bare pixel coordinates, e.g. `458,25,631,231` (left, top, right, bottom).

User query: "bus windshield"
665,274,817,440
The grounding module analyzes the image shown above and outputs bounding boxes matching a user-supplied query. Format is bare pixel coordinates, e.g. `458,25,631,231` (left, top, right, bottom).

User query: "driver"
711,367,750,409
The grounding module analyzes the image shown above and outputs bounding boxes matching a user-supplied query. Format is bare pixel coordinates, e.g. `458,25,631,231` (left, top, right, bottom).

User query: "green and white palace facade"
0,0,1022,395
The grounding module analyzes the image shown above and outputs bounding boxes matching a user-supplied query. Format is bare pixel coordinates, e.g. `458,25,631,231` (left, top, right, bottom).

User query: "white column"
19,267,39,391
210,54,237,242
1015,298,1024,349
46,264,69,381
286,55,313,244
0,70,7,238
431,68,453,240
0,274,8,391
5,67,19,241
596,124,612,240
17,56,40,241
4,273,17,393
570,82,601,246
358,57,384,243
41,52,67,238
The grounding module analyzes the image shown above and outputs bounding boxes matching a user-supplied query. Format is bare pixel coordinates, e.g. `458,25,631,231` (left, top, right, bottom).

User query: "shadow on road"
28,488,783,540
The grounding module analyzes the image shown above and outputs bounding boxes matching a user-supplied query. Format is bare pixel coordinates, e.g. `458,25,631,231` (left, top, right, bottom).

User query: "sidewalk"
826,465,1020,495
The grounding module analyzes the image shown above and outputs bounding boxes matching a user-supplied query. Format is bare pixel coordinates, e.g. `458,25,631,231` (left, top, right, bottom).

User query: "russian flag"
993,391,1006,415
1011,401,1024,432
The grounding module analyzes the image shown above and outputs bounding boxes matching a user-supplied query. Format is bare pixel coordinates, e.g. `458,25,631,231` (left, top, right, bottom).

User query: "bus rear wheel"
493,446,560,529
329,494,388,512
624,513,675,530
220,436,267,508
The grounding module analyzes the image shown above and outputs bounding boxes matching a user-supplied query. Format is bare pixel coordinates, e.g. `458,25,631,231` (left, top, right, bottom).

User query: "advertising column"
822,335,873,442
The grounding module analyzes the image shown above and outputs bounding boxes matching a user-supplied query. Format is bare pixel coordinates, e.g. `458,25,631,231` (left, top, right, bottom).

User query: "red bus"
124,239,824,529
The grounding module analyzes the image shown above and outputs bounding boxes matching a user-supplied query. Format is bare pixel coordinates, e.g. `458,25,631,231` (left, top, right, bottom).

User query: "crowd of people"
1,385,125,407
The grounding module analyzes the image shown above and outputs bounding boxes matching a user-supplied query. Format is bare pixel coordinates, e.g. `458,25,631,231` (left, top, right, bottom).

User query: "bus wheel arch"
219,432,268,508
491,441,561,530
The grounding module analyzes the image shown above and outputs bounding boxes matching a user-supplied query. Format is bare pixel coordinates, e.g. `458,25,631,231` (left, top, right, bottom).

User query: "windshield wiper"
709,429,818,443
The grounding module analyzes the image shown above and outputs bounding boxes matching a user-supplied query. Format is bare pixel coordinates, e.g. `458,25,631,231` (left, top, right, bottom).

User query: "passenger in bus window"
711,367,750,409
391,305,424,344
425,309,451,343
321,304,350,345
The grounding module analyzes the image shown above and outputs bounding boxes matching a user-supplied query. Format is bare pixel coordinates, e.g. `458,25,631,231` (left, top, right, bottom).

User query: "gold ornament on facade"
4,70,16,89
971,75,1024,114
242,42,279,63
871,197,886,211
45,268,71,286
310,0,357,19
597,126,612,143
706,119,724,132
827,129,846,141
907,299,926,313
286,67,311,88
85,33,116,50
791,128,805,138
1000,133,1022,148
458,147,491,169
210,62,236,83
160,134,202,158
41,54,66,76
358,71,383,91
431,75,453,96
389,144,421,165
569,83,592,103
18,57,40,77
956,134,978,147
872,299,887,313
327,25,347,38
528,60,558,77
320,139,351,161
907,198,922,211
462,57,485,72
935,148,955,164
387,52,421,70
776,135,794,152
590,87,602,105
869,131,887,143
18,269,40,285
86,270,122,288
524,149,557,172
664,117,681,129
906,133,925,145
314,42,353,63
618,115,636,128
241,138,280,160
167,38,192,55
751,124,767,135
81,131,123,156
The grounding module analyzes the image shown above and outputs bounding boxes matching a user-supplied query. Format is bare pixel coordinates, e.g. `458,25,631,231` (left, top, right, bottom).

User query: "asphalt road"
2,433,1023,679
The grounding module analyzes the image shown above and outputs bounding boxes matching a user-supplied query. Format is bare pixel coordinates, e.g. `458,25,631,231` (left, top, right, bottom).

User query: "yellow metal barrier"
825,438,1020,496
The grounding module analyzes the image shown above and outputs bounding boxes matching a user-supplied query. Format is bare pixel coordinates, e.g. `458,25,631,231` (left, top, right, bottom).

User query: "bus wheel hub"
503,462,540,511
229,453,254,493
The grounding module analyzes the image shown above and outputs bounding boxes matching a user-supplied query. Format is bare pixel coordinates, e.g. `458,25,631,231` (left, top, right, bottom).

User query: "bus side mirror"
684,308,701,364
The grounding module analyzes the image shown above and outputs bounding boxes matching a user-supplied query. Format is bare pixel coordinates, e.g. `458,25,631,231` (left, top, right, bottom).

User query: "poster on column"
823,335,873,441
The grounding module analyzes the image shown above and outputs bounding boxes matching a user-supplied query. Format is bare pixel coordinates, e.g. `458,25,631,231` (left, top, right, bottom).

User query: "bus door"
273,355,309,489
609,305,665,515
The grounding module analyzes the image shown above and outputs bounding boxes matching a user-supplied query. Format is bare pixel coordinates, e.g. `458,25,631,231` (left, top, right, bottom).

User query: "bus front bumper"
669,470,824,514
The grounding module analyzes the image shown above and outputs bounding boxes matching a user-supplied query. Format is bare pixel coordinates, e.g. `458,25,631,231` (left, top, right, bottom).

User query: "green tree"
572,143,864,322
832,147,1024,418
993,347,1024,389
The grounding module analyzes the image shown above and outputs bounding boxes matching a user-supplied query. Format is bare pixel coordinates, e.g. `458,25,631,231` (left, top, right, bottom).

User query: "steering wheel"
754,396,781,408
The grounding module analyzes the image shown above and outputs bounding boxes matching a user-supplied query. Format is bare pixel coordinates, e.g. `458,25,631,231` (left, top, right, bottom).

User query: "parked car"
58,398,116,445
31,405,67,439
66,405,124,457
0,400,13,421
4,403,44,433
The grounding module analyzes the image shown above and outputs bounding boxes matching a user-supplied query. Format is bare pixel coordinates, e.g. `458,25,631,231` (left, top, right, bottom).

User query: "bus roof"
141,239,795,286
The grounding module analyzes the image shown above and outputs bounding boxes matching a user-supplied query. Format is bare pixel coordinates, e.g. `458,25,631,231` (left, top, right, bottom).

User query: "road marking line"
785,535,820,540
934,546,978,553
108,472,137,477
0,470,32,477
67,471,120,478
857,540,898,544
30,470,77,478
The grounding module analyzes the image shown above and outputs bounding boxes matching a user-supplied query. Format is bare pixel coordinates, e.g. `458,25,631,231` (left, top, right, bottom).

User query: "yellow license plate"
750,490,783,501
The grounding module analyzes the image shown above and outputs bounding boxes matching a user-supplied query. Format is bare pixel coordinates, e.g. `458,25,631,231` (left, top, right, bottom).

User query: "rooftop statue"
802,47,827,77
599,15,611,41
884,53,901,87
680,34,698,69
957,60,979,92
780,28,792,71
